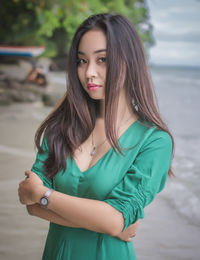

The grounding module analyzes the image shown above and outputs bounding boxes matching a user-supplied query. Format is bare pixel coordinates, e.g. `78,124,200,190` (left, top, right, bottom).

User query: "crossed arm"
19,170,139,241
27,204,82,228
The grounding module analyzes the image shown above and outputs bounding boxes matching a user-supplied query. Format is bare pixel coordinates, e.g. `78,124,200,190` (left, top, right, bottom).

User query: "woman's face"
77,29,107,100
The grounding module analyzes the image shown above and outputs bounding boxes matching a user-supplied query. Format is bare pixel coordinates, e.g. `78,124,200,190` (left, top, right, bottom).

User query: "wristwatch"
40,189,54,208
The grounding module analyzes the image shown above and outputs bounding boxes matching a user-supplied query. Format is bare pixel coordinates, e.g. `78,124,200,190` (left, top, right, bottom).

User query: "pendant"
90,146,96,156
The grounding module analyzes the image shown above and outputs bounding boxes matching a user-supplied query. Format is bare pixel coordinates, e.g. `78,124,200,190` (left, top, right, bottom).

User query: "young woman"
18,13,173,260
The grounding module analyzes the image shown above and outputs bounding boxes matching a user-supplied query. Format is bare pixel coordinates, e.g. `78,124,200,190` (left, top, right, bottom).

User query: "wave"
162,180,200,226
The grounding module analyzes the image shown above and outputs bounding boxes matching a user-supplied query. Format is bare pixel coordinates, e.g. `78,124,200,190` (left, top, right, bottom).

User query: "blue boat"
0,45,45,57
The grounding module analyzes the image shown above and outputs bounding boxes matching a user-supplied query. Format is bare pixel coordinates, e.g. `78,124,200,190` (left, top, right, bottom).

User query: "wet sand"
0,103,200,260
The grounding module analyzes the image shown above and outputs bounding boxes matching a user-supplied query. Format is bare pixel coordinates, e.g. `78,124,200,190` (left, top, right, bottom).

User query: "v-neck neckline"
72,119,139,174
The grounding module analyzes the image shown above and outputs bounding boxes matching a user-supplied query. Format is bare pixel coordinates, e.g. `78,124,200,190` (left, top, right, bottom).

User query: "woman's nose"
86,61,97,79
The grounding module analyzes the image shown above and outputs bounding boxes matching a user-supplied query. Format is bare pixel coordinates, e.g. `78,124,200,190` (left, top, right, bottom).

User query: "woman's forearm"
26,204,137,242
26,204,81,228
36,187,124,236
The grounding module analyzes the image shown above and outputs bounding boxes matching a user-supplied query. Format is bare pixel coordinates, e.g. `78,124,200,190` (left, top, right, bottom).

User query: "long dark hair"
35,13,174,178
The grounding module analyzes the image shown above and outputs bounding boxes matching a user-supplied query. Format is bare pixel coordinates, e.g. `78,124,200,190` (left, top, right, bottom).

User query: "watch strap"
44,189,54,198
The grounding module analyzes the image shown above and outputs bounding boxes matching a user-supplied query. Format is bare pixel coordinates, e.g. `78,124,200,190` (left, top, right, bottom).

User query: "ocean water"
150,65,200,226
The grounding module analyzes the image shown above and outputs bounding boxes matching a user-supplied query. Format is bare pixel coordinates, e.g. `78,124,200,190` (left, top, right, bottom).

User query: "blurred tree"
0,0,153,58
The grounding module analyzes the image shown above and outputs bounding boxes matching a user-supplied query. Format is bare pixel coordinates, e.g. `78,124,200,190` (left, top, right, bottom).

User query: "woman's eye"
77,58,86,65
98,57,106,63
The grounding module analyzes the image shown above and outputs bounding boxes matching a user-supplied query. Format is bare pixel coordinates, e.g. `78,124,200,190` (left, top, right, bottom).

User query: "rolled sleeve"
31,137,53,189
104,131,173,230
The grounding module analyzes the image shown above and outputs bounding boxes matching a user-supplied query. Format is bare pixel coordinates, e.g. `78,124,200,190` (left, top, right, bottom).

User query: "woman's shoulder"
135,119,173,151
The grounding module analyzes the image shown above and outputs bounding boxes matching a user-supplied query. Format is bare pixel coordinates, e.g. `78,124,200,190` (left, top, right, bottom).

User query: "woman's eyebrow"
78,49,107,55
94,49,107,54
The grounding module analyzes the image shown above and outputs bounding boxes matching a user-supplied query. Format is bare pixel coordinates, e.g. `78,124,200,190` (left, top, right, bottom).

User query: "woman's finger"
19,180,24,186
131,233,136,237
25,170,31,178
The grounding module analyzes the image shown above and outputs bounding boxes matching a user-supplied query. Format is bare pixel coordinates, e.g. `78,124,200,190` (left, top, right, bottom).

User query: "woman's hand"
18,170,46,205
116,220,139,242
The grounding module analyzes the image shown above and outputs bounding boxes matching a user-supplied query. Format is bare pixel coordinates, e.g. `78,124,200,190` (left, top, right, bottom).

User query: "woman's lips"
87,83,101,91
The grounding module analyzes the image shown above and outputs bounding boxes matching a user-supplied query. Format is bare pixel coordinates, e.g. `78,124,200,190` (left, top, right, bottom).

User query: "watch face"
40,197,48,206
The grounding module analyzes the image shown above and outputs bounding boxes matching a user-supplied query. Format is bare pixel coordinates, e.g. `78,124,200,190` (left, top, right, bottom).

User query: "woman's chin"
86,91,105,100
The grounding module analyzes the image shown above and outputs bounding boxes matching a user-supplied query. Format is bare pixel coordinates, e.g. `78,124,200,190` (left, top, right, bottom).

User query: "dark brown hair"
35,13,174,178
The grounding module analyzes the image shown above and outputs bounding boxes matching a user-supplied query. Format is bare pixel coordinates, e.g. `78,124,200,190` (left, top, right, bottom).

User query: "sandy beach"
0,103,199,260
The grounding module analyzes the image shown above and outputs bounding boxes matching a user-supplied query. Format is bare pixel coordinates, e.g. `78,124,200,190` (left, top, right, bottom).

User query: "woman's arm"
41,189,123,236
27,203,139,242
26,204,81,228
19,171,124,236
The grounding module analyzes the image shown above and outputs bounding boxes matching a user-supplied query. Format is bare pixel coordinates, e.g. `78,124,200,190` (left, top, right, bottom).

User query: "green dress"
31,119,172,260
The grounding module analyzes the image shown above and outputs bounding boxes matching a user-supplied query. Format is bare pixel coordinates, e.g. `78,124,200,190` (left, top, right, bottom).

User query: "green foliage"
0,0,154,57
